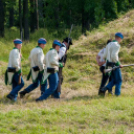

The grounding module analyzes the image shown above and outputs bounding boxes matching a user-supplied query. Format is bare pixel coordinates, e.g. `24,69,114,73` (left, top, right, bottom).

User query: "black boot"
99,87,108,96
98,88,102,95
7,94,15,101
35,98,42,102
108,91,113,96
19,91,27,98
99,90,105,96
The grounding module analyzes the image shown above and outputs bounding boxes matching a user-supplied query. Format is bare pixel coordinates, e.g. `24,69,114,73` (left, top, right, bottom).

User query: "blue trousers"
106,68,122,96
37,72,59,100
9,73,24,101
52,91,61,98
24,73,47,95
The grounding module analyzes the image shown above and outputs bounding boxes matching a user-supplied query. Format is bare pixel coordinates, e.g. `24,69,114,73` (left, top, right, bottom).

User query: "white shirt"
103,41,120,64
29,46,45,71
7,48,21,84
42,48,60,84
59,43,67,60
44,49,59,71
8,48,21,71
98,48,106,66
28,46,45,82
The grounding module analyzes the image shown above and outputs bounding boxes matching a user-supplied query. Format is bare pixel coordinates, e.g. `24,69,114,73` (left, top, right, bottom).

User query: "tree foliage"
0,0,134,38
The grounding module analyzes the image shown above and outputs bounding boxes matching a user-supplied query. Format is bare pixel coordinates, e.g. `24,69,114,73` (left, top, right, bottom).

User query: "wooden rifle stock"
104,64,134,73
18,73,21,85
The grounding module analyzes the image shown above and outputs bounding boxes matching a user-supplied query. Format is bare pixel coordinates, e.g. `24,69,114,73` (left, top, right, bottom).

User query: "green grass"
1,9,134,134
0,96,134,133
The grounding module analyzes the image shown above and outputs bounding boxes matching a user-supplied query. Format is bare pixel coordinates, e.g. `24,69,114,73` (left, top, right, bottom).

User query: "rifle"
104,64,134,73
68,24,73,45
18,49,22,85
62,24,73,66
67,24,73,50
18,73,21,85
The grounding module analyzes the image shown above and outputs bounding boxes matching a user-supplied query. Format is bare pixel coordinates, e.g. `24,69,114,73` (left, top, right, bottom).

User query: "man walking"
5,39,24,101
96,39,112,95
54,37,73,98
100,33,124,96
19,38,47,98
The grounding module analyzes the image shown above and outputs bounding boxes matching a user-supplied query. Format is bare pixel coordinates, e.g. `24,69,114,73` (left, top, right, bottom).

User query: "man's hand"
20,53,22,58
98,61,106,66
119,65,123,68
62,63,65,67
96,55,106,66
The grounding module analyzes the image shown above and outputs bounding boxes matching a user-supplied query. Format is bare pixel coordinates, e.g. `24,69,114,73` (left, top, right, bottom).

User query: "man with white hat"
36,40,64,101
19,38,47,98
5,39,24,101
100,32,124,96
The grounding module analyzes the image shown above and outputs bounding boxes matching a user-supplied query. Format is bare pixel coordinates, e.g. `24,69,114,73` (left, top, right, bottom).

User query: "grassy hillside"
1,10,134,134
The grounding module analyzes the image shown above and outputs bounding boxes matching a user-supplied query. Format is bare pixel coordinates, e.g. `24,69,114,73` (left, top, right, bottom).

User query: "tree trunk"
82,9,90,35
23,0,29,41
82,7,86,34
55,0,59,28
36,0,39,30
9,6,14,28
30,0,39,32
30,0,36,32
38,0,45,28
0,0,4,37
19,0,23,40
85,15,90,31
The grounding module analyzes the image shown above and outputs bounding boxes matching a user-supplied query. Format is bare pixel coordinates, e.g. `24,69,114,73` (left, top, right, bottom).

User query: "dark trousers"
99,66,110,91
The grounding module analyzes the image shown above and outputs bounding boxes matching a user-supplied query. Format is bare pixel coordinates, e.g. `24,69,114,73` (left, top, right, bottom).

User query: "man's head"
63,37,73,49
53,40,62,51
14,39,22,50
115,32,124,43
38,38,47,49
